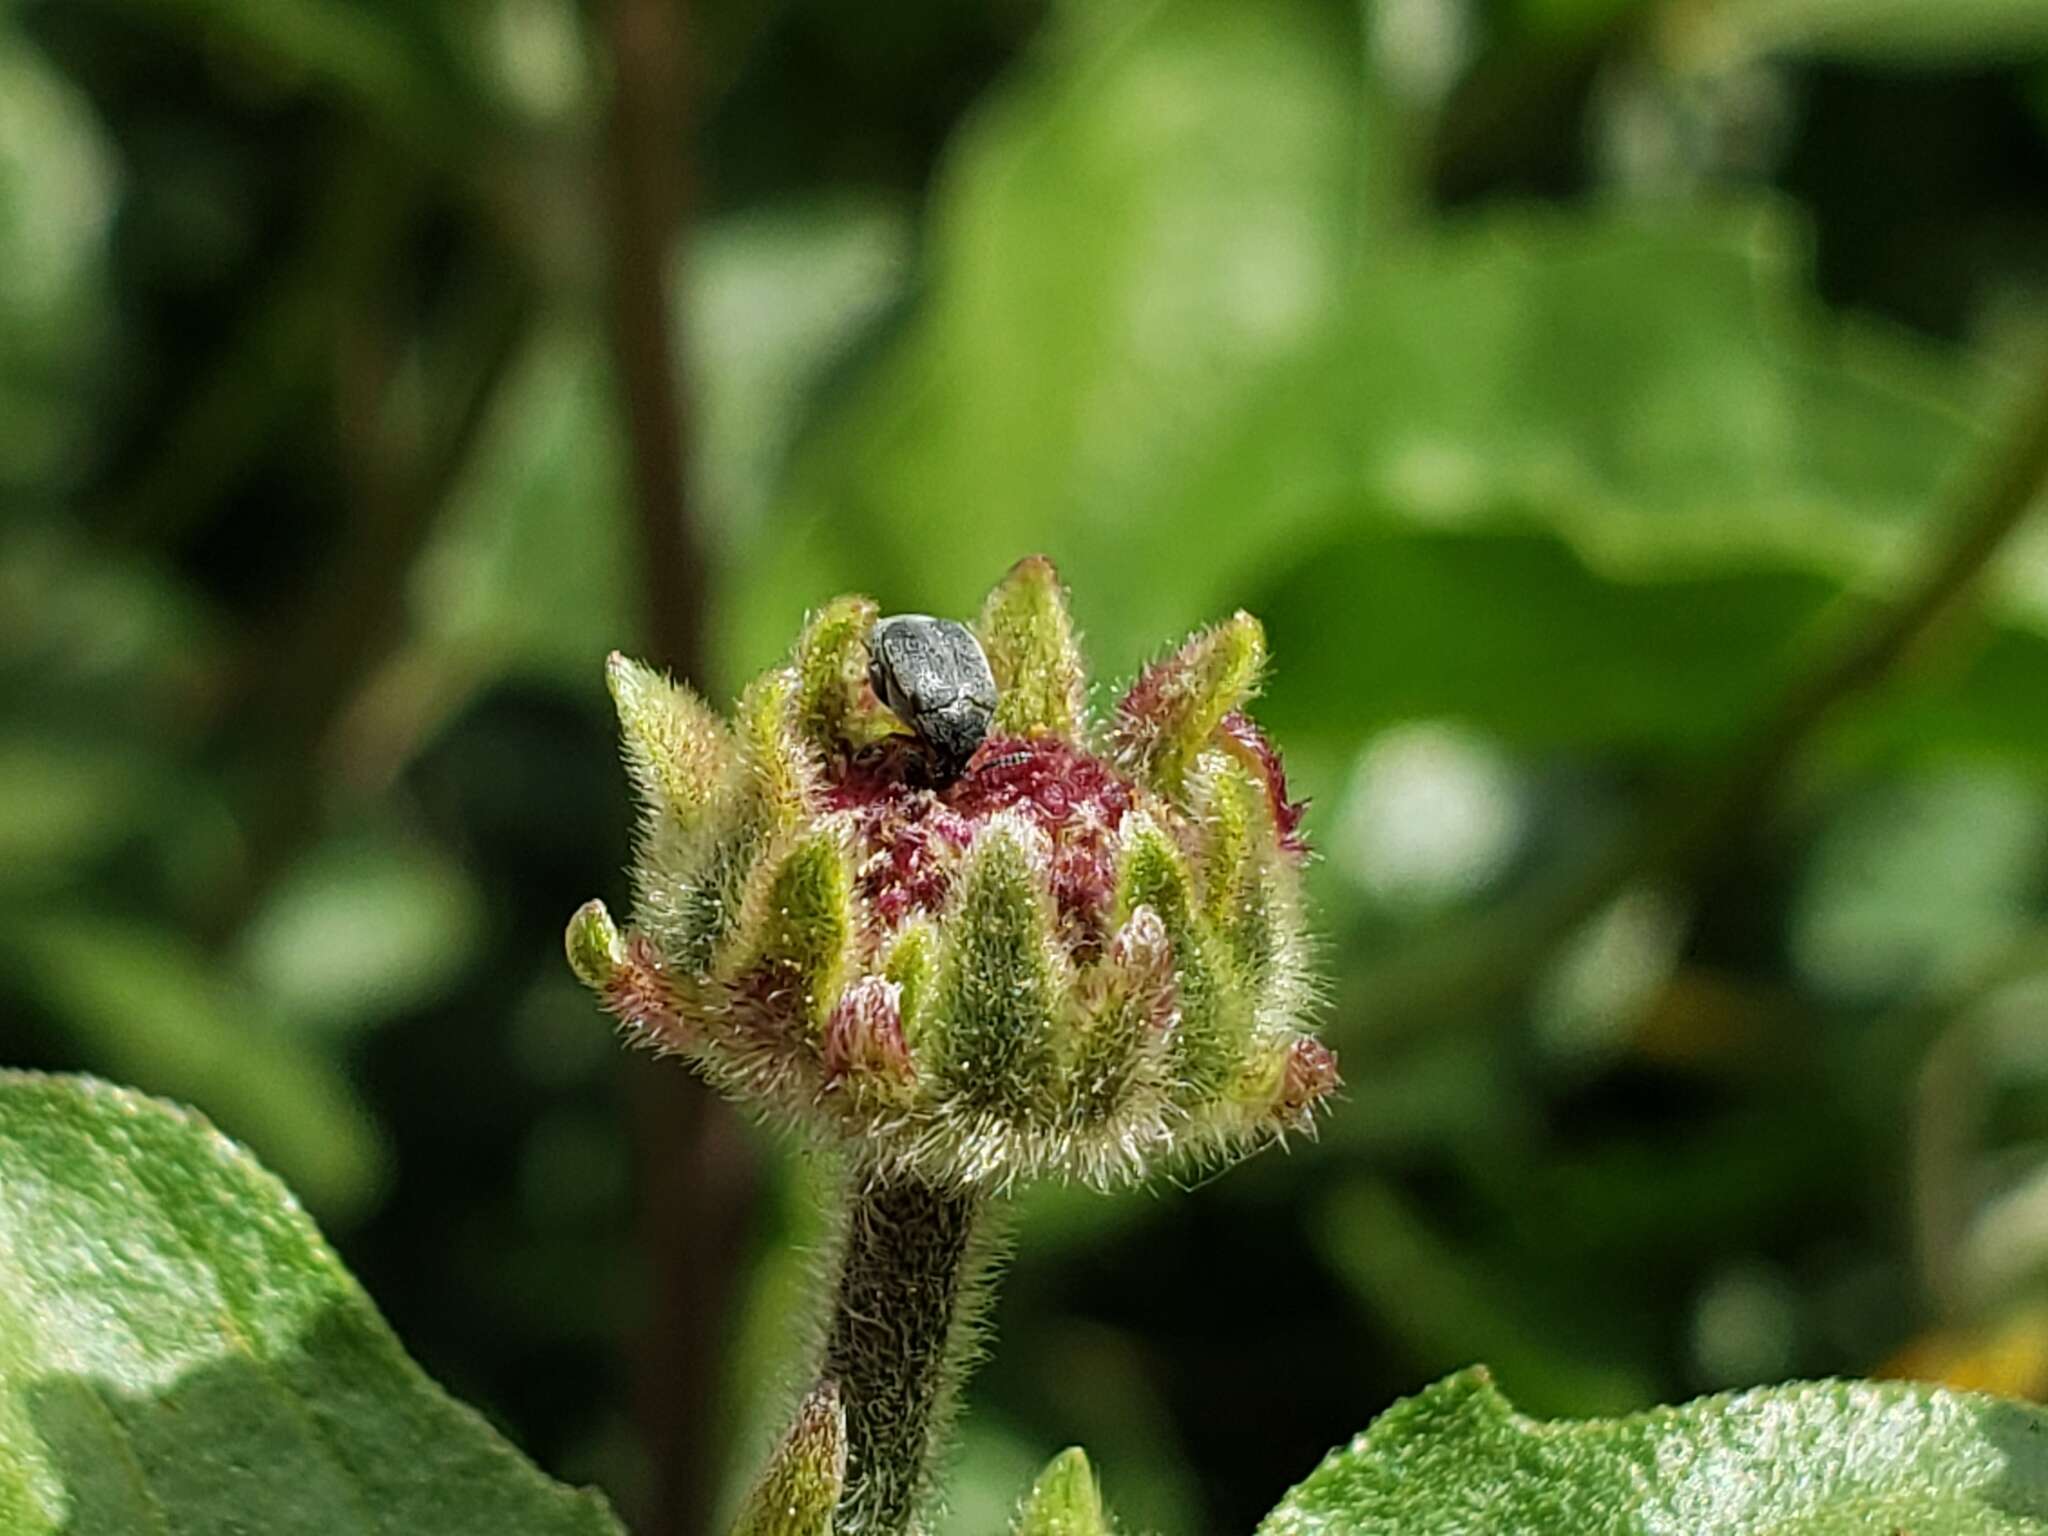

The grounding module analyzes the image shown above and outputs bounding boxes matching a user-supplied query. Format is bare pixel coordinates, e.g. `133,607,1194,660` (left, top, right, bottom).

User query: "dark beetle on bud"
866,614,998,786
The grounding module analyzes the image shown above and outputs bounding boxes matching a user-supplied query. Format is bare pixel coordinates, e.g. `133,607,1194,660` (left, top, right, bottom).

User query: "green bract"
569,557,1332,1189
731,1382,847,1536
1012,1447,1115,1536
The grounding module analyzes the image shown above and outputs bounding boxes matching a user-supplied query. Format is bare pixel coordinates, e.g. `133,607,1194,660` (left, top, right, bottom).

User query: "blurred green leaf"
945,1413,1063,1536
1323,205,1982,563
1792,769,2048,1002
109,0,483,159
1252,513,2048,807
1254,525,1840,760
1259,1367,2048,1534
0,1072,624,1536
1317,1180,1658,1416
235,829,484,1033
1511,0,1644,40
686,194,914,540
457,0,591,125
1679,0,2048,66
0,529,216,698
1232,205,2048,780
419,194,913,695
1,915,382,1216
0,31,115,494
0,738,155,892
746,0,1368,680
415,324,633,687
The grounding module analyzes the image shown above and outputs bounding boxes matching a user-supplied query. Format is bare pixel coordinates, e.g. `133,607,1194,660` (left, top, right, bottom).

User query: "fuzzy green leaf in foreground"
0,1072,624,1536
1259,1367,2048,1536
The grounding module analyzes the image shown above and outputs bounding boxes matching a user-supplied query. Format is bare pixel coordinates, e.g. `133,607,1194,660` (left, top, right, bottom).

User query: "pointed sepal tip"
1013,1446,1112,1536
977,554,1088,741
729,1380,847,1536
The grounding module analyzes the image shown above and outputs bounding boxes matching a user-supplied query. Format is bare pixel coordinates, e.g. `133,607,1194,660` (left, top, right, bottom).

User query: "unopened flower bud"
567,557,1333,1189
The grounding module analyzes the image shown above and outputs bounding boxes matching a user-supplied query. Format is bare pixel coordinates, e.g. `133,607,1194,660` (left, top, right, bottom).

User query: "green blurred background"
7,0,2048,1530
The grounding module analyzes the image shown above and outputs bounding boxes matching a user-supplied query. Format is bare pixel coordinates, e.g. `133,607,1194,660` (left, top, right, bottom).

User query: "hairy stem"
822,1173,988,1536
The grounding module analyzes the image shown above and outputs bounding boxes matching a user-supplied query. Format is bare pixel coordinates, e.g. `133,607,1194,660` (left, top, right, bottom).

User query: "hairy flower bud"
569,557,1335,1189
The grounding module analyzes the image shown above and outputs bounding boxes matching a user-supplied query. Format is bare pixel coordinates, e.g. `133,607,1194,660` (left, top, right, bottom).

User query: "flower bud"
1115,813,1239,1100
726,830,854,1037
793,594,894,759
607,652,734,844
567,558,1333,1188
1216,710,1308,860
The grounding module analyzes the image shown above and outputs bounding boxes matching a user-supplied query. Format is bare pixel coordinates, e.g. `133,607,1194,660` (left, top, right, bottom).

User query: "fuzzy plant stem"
821,1171,988,1536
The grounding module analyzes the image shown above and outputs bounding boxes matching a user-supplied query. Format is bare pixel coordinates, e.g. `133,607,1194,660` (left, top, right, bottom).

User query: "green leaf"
0,737,155,893
1288,203,1985,595
1,914,384,1218
1234,204,2048,777
1253,526,1843,759
739,0,1367,681
976,556,1088,742
746,0,2048,786
108,0,483,163
1314,1181,1658,1418
1258,1368,2048,1535
0,32,115,494
0,1073,625,1536
685,196,913,537
415,325,635,690
1675,0,2048,65
933,821,1063,1114
235,830,485,1034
